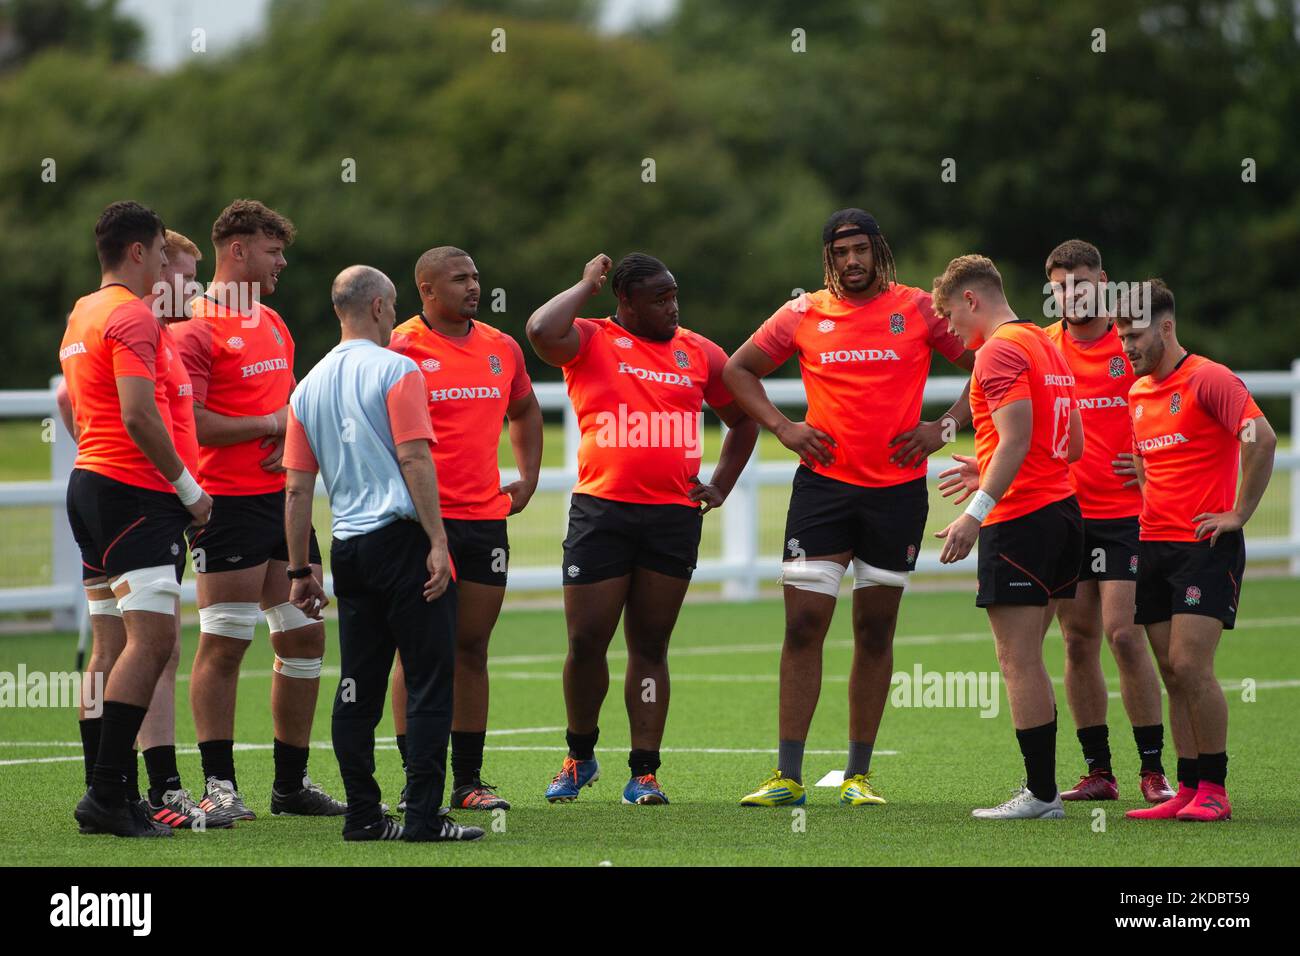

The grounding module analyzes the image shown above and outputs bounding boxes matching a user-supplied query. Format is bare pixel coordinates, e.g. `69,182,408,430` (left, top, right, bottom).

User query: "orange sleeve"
701,336,735,410
172,318,213,405
505,334,533,401
560,318,602,369
104,303,160,380
750,302,801,364
974,337,1031,410
1196,363,1264,436
282,407,319,473
386,368,436,445
917,290,966,361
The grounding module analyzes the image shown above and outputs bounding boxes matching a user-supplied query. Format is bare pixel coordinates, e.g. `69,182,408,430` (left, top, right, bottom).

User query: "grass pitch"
1,578,1297,866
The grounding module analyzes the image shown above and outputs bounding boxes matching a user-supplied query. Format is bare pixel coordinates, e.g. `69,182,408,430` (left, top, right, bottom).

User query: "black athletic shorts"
1079,515,1141,582
1135,532,1245,629
976,496,1084,607
444,518,509,587
562,493,703,585
66,468,190,583
185,490,320,573
782,467,927,573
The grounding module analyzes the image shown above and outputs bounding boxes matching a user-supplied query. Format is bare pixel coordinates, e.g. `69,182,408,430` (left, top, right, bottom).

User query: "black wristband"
286,565,313,580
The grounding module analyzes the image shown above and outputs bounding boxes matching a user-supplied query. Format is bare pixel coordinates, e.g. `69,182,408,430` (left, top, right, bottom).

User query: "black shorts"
66,468,189,583
977,496,1084,607
562,493,703,585
185,490,320,573
444,518,509,587
1135,532,1245,629
1079,515,1141,582
782,467,927,573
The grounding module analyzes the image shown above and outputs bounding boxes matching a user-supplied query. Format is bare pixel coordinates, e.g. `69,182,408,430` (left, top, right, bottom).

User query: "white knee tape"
111,566,180,614
852,558,910,590
274,655,323,679
87,597,122,618
199,601,261,640
779,560,846,596
264,601,318,634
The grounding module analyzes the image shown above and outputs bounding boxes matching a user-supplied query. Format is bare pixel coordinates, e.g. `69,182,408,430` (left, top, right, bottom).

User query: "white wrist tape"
171,467,204,506
964,490,997,524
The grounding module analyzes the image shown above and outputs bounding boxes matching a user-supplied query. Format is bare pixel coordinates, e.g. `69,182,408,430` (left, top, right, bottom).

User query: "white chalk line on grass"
152,614,1299,681
0,742,896,767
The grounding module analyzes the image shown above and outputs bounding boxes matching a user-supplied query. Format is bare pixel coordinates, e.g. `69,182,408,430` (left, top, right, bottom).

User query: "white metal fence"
4,360,1299,628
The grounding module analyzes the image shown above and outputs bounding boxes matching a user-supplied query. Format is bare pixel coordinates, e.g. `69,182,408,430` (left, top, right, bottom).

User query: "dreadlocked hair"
611,252,668,298
823,233,897,299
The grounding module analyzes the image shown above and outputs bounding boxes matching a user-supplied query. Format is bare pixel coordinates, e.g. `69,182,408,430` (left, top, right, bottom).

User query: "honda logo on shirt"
818,349,900,364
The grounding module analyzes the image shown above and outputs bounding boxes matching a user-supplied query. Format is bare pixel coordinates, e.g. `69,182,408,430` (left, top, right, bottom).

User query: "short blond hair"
164,229,202,261
932,254,1004,316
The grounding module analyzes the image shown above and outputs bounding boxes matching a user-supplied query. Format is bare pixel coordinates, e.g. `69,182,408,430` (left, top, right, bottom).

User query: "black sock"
566,728,598,761
90,701,148,805
1133,724,1165,774
1176,756,1199,790
396,733,408,770
78,718,102,789
1015,719,1058,802
1197,752,1228,788
273,739,310,793
1076,724,1111,774
628,749,661,777
199,739,237,789
143,745,181,804
451,730,486,788
127,749,141,801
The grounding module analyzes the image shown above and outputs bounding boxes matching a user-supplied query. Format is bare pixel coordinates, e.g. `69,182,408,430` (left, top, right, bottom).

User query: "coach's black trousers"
330,519,456,837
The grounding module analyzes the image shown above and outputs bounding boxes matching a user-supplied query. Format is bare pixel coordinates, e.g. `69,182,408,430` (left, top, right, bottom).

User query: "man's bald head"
331,265,398,344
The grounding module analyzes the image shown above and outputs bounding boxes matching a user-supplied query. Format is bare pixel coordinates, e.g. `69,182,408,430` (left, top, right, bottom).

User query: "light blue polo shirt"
289,338,431,540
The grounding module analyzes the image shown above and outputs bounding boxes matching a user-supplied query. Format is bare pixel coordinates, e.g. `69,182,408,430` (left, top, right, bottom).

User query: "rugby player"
724,209,976,807
1041,240,1173,803
527,252,758,805
388,246,542,812
931,254,1083,820
1116,280,1274,822
61,201,213,837
173,200,343,819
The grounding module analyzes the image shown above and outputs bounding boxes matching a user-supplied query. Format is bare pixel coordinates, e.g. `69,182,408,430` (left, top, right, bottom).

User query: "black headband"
822,210,881,245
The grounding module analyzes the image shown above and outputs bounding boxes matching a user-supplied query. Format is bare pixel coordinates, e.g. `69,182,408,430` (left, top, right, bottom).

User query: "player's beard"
839,265,877,295
1132,337,1163,376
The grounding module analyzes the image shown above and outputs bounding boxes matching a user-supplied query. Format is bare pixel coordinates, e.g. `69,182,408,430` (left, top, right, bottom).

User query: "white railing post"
563,393,579,542
722,438,759,600
1291,359,1300,576
49,375,79,630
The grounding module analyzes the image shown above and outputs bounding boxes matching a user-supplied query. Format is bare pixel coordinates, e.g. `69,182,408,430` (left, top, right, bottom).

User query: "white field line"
160,614,1300,681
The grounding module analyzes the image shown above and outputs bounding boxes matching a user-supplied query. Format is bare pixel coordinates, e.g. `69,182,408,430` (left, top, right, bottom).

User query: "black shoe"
75,789,173,838
450,778,511,811
397,785,408,814
271,774,347,816
403,809,485,842
343,813,404,841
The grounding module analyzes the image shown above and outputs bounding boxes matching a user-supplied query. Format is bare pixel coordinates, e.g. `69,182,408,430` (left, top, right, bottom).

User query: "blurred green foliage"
1,0,1296,396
